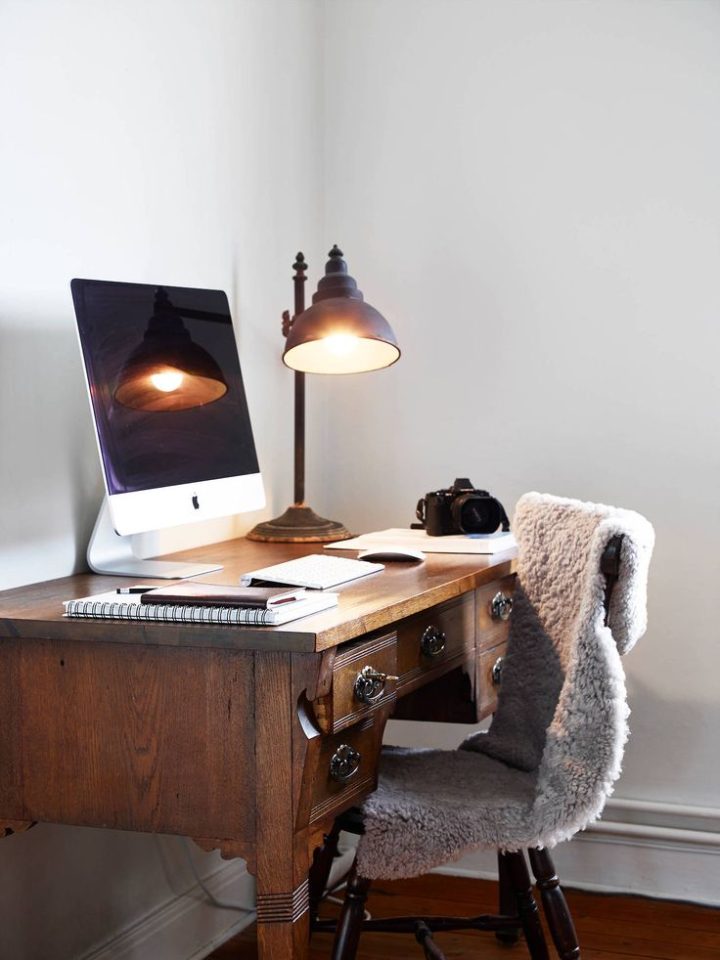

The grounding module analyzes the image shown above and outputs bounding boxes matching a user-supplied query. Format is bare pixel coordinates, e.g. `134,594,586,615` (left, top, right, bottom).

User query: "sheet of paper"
325,528,516,554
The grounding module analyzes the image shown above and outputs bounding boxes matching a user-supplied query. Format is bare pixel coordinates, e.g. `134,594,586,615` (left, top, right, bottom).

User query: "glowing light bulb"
150,369,184,393
324,333,358,357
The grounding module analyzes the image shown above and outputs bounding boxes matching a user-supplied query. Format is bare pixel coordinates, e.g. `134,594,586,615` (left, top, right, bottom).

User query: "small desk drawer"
477,640,508,719
476,574,516,652
476,574,515,716
315,631,398,734
310,718,383,824
395,594,475,694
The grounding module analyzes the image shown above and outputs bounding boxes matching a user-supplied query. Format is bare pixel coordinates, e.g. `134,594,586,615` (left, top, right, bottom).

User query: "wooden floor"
209,873,719,959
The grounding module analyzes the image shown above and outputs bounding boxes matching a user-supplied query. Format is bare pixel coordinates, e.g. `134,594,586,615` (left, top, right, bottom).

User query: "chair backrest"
466,492,654,845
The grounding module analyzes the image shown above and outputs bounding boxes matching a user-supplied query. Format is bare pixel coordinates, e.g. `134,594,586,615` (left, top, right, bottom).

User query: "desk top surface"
0,538,517,653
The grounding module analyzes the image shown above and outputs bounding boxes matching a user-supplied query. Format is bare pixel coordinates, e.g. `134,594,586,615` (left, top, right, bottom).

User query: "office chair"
311,492,654,960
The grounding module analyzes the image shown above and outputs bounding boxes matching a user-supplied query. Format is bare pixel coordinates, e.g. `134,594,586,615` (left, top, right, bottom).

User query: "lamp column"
291,253,307,508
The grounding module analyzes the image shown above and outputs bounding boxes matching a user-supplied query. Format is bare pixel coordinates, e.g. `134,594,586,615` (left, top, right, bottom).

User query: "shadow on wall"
0,824,145,960
0,823,232,960
0,320,101,585
621,670,720,810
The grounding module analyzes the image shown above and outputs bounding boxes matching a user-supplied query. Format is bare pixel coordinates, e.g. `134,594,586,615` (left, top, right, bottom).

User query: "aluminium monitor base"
87,500,223,579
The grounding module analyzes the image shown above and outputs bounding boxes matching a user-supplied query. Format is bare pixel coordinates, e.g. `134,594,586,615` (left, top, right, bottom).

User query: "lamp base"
246,504,353,543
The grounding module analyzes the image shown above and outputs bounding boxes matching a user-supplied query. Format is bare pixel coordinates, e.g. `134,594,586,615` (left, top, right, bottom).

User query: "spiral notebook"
63,590,339,626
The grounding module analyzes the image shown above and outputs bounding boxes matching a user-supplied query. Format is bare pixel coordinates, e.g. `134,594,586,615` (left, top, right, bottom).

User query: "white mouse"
358,547,426,563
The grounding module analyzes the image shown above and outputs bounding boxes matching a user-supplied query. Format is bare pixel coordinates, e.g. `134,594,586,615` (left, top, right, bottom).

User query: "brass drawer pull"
353,665,398,704
491,656,504,686
329,744,361,782
420,625,446,658
490,592,513,621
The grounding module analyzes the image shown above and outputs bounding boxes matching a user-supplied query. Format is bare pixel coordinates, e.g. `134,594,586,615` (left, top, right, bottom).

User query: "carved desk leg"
254,651,318,960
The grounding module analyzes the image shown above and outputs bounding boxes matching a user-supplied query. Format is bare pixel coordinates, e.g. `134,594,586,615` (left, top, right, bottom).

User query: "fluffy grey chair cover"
355,493,654,881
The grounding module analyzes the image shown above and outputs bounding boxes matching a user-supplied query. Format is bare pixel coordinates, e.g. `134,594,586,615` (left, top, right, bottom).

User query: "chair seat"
356,745,539,881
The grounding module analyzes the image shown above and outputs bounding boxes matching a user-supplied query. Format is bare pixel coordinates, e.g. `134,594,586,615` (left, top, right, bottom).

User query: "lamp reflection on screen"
114,288,228,412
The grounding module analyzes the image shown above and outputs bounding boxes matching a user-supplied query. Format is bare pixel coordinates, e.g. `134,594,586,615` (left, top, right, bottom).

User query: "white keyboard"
242,554,384,590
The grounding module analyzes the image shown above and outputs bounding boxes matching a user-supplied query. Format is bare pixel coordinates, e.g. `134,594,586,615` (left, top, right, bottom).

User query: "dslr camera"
414,478,510,537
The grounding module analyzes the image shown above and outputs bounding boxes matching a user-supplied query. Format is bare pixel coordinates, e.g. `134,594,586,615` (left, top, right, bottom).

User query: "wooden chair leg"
331,863,371,960
504,851,550,960
309,820,341,920
528,847,580,960
415,921,448,960
496,850,522,944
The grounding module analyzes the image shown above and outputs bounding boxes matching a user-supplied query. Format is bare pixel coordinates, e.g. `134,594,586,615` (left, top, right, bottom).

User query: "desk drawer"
395,594,475,694
314,631,397,734
476,574,516,652
310,718,383,824
477,640,507,719
476,574,515,716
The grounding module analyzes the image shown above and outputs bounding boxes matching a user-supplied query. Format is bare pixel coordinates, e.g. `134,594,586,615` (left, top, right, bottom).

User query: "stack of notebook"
63,584,339,626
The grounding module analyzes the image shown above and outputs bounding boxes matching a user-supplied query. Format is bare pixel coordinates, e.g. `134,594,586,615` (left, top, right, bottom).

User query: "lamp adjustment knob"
492,656,505,686
420,625,446,658
490,592,513,621
353,665,398,704
329,744,361,783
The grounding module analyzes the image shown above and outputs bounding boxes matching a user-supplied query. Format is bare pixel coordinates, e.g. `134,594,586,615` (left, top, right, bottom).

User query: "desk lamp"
247,246,400,542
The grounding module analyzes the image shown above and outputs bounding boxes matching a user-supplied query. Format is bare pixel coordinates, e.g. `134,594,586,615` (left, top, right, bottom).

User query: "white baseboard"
76,840,358,960
435,797,720,906
78,859,256,960
75,800,718,960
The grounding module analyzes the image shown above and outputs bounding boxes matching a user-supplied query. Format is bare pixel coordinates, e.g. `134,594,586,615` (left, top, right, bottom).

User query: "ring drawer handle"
491,656,504,686
490,592,513,621
329,744,361,783
420,625,446,658
354,665,399,704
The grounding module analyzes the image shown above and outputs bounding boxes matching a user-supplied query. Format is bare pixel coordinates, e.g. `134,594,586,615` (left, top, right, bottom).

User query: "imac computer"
71,278,265,578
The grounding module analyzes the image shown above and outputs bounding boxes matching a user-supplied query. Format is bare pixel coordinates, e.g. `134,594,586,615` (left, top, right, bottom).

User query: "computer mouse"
358,547,426,563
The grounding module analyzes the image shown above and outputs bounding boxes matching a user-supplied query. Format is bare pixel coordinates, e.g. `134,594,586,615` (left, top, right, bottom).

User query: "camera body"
415,478,509,537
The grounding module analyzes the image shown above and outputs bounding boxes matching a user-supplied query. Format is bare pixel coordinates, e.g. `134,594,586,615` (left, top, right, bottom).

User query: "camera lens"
452,495,502,534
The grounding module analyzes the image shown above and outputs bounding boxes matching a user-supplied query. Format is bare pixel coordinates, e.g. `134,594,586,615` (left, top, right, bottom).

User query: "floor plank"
208,873,720,959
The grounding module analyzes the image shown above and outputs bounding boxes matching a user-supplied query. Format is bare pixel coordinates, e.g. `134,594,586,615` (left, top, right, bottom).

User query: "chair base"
312,850,559,960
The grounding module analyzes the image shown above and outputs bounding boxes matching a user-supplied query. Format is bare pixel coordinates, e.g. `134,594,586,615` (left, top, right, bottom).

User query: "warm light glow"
284,337,400,374
150,368,185,393
324,333,359,356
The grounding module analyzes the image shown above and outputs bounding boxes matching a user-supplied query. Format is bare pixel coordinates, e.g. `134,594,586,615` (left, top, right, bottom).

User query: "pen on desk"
116,585,157,594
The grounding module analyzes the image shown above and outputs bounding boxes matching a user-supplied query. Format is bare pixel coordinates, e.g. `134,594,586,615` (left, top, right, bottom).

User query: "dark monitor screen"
71,278,260,496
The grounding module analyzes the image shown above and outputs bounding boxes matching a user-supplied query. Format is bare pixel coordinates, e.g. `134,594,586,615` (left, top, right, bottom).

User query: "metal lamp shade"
282,297,400,374
282,245,400,375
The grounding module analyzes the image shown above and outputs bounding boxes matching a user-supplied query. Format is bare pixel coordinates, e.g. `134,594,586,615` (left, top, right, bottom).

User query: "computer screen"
71,278,265,537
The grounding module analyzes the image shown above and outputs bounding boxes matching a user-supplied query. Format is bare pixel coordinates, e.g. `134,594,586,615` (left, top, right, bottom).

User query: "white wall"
0,0,323,589
0,1,321,956
318,0,720,831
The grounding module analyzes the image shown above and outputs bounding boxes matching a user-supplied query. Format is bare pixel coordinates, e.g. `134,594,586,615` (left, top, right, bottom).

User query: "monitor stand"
87,500,223,579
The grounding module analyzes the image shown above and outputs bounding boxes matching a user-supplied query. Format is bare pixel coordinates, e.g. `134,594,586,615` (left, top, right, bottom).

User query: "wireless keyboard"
242,554,384,590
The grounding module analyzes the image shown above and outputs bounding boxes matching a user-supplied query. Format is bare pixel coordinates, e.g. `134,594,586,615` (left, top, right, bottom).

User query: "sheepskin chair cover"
355,492,654,881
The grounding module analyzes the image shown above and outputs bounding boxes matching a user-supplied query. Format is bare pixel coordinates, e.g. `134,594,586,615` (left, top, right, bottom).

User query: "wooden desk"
0,538,516,960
